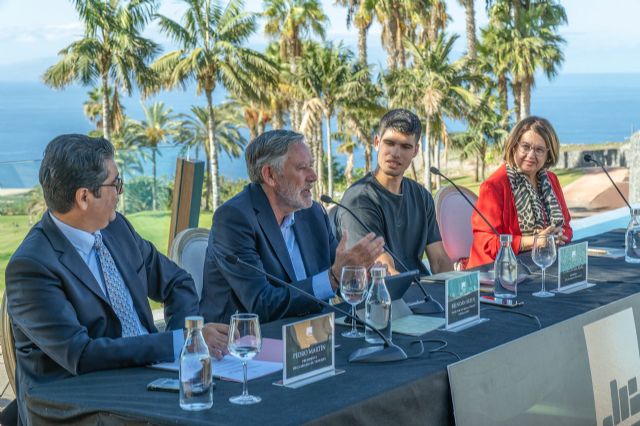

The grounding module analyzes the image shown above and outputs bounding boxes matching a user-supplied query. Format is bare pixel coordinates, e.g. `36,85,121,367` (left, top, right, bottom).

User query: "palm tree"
458,0,477,60
110,120,150,215
335,0,374,68
297,42,374,197
153,0,277,210
387,34,479,191
43,0,158,141
263,0,328,130
83,86,126,135
485,0,566,120
176,103,248,210
128,102,179,210
454,91,509,181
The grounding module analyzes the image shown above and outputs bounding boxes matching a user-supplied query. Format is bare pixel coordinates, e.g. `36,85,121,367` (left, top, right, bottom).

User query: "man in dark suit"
5,134,229,425
200,130,385,323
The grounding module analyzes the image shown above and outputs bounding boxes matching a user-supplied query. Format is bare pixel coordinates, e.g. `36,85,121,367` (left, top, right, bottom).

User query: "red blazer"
467,164,572,268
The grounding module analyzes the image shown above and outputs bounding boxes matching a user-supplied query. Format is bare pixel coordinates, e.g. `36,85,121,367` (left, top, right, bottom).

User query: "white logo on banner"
583,308,640,426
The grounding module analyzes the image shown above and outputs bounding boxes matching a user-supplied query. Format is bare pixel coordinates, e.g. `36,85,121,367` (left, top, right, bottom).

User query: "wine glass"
228,313,262,405
531,234,557,298
340,266,368,338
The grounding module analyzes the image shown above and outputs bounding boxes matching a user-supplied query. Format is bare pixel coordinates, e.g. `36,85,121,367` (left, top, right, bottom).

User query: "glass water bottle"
494,234,518,298
179,316,213,411
626,208,640,263
365,267,392,344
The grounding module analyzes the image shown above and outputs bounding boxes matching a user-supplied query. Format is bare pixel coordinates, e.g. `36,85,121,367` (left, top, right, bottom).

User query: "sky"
0,0,640,81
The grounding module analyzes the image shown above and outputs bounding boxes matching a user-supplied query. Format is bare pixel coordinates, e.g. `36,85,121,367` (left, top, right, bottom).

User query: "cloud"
0,22,82,44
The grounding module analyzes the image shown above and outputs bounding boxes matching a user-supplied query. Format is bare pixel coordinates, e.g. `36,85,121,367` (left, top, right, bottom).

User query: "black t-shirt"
336,172,441,275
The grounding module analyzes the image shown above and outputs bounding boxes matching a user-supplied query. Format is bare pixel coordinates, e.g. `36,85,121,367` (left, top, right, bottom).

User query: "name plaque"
445,271,487,332
277,313,343,388
557,241,594,293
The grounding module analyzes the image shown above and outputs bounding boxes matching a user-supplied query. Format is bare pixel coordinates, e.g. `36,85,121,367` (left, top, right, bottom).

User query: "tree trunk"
290,57,301,131
101,73,111,141
364,139,372,173
481,144,487,180
423,128,432,192
205,89,220,210
435,139,441,190
204,156,211,211
357,20,368,69
464,0,477,60
325,111,333,198
345,151,354,187
498,73,509,118
475,156,480,182
315,120,324,196
249,127,258,143
512,81,522,122
152,148,157,210
521,79,531,120
272,103,284,130
385,17,397,71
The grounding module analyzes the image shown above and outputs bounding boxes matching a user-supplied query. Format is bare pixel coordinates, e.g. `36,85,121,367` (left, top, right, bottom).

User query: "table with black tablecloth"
25,230,640,425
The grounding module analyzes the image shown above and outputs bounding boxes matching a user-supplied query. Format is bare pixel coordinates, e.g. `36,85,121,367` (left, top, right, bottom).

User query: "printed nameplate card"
557,241,594,293
277,313,343,388
445,271,487,332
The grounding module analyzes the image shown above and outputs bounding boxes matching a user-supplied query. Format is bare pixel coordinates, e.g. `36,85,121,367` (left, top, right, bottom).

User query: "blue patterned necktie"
94,233,146,337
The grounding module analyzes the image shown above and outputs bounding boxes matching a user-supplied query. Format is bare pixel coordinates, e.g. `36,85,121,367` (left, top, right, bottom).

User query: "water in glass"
228,313,262,405
532,234,557,298
340,266,368,338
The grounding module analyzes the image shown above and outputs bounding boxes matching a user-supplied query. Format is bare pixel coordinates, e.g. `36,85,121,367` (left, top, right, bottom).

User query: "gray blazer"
5,212,199,424
199,184,338,324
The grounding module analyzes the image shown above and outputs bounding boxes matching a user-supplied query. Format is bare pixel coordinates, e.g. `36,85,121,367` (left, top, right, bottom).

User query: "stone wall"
559,144,631,169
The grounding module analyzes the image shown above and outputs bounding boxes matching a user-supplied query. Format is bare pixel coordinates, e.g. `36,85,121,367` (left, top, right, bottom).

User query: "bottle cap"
371,266,387,278
184,316,204,329
499,234,512,244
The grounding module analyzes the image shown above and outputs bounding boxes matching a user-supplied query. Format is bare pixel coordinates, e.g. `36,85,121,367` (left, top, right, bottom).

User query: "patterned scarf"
506,164,564,235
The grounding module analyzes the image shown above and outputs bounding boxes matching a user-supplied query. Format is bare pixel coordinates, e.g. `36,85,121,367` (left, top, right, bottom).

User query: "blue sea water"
1,73,640,188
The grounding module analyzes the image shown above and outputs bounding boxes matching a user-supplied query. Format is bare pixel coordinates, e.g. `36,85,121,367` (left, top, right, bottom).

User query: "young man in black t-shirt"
336,109,454,275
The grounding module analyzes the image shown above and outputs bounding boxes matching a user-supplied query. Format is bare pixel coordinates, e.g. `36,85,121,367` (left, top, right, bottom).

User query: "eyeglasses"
100,176,123,194
517,142,549,158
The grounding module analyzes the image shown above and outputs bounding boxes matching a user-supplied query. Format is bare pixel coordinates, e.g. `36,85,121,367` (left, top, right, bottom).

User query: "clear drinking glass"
531,234,557,298
340,266,368,338
228,313,262,405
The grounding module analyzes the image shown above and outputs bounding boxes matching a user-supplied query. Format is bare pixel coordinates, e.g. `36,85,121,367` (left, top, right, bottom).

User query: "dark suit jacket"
5,212,199,424
200,184,338,324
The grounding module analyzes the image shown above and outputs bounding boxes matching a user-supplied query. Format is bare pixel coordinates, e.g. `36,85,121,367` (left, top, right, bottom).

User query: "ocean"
1,73,640,189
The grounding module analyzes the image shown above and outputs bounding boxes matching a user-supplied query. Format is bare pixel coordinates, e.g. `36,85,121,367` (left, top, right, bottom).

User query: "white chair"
169,227,210,301
1,292,16,394
434,184,478,266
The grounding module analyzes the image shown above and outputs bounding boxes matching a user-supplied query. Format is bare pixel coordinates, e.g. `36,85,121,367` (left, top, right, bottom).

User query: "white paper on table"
150,338,283,382
150,356,282,383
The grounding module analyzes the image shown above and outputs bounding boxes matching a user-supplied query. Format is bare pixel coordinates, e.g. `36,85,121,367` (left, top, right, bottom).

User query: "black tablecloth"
26,230,640,425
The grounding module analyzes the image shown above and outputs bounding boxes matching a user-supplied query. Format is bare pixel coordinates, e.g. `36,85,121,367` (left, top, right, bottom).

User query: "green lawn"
0,210,214,295
0,168,586,295
449,167,584,195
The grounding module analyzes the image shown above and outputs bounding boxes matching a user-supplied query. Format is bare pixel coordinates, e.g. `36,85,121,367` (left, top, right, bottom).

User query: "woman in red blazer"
467,116,572,268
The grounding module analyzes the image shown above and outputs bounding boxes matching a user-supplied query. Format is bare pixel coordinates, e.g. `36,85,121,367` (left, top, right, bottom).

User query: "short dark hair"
245,130,305,184
377,109,422,143
39,134,114,213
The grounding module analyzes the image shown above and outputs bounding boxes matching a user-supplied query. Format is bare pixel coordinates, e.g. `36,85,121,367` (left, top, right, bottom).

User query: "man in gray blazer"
200,130,385,323
5,134,228,424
